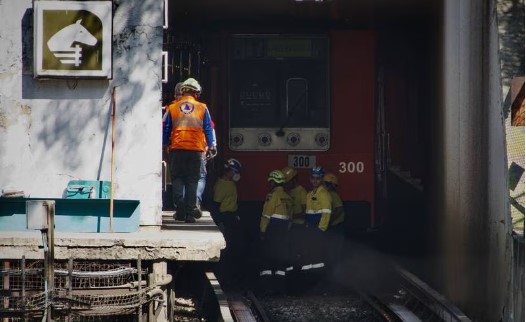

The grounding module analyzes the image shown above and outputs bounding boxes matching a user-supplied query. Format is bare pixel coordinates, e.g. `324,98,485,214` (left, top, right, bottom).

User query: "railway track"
361,266,472,322
221,266,471,322
228,290,271,322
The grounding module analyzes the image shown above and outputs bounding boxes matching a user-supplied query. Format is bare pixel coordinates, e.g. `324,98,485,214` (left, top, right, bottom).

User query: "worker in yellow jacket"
281,166,307,271
301,166,332,279
258,170,292,292
323,172,345,269
212,158,242,285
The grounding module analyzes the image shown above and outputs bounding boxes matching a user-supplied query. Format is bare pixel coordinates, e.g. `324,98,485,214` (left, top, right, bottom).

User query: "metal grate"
1,260,148,290
1,261,45,290
1,259,156,319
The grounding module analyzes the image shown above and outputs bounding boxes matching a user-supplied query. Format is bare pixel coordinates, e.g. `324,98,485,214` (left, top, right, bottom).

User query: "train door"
374,67,389,227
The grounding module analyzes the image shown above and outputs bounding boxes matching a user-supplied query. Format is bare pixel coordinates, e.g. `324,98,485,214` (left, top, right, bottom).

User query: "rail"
359,266,472,321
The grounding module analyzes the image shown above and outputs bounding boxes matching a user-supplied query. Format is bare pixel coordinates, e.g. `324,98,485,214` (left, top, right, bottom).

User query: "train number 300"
289,155,316,168
338,161,364,173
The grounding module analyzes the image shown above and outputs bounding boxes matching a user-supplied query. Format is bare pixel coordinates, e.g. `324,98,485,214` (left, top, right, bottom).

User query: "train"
162,30,378,233
158,1,409,234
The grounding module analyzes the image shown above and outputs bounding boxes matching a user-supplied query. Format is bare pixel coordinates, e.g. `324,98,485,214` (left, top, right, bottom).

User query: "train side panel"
329,30,376,227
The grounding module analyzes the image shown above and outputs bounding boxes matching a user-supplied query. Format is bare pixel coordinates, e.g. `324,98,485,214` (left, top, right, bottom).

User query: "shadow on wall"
15,2,162,180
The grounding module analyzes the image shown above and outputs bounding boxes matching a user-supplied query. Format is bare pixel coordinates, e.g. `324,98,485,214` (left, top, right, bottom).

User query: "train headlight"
315,132,329,147
287,132,301,146
258,133,272,146
231,133,244,147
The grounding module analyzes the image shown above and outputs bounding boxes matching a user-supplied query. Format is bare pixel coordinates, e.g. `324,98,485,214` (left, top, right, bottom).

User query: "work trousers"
327,223,345,269
288,223,306,268
196,158,207,206
260,219,290,275
216,211,241,257
302,225,327,269
169,149,202,217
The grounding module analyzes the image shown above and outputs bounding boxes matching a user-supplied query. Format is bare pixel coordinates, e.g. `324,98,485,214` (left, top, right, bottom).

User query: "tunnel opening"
161,0,442,292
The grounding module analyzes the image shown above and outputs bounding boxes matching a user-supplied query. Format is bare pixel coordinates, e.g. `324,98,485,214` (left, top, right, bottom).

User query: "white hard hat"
174,82,183,95
180,78,202,93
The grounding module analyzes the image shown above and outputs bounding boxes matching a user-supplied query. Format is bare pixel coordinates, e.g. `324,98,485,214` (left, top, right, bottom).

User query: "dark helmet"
224,158,242,173
310,166,325,177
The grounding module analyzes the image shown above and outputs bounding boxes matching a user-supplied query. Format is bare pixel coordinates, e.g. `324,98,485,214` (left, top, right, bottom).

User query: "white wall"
0,0,164,226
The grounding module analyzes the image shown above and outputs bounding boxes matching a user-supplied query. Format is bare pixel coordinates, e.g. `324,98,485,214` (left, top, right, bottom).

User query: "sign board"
34,1,112,78
288,154,316,168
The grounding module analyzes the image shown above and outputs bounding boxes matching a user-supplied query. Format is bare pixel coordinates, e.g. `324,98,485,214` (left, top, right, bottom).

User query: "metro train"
163,30,379,233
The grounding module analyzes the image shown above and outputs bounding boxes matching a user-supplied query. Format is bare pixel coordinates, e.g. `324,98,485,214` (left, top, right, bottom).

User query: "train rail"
222,266,471,322
353,266,473,322
228,290,270,322
375,267,472,322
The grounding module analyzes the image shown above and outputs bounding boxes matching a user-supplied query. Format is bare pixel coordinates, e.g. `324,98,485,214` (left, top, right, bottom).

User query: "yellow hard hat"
268,170,286,184
281,166,298,182
323,172,338,186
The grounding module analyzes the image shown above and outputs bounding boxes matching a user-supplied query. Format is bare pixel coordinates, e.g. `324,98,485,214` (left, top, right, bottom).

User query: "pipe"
146,288,166,307
155,274,173,287
110,87,117,233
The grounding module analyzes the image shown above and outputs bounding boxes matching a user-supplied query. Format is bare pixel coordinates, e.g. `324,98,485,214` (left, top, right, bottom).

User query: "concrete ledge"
0,213,225,261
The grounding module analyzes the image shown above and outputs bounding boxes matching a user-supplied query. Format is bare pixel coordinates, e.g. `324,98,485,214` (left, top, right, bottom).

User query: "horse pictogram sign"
34,1,112,78
47,19,98,67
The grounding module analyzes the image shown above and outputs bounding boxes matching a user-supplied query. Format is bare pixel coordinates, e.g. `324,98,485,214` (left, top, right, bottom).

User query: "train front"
222,33,376,232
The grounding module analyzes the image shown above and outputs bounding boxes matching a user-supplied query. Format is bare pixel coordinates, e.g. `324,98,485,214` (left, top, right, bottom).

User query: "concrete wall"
0,0,164,226
439,0,511,320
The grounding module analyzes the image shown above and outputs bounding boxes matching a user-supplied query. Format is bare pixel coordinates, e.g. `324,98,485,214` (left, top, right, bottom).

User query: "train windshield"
229,35,329,128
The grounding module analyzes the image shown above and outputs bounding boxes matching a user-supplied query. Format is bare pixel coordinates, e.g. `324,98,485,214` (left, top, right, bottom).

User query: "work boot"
173,209,185,221
185,215,196,223
192,207,203,219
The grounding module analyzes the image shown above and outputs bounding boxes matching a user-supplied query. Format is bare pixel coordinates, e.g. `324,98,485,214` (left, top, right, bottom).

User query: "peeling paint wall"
0,0,164,226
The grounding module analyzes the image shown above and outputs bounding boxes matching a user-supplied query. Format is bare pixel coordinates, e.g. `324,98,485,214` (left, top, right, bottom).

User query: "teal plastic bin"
0,198,140,232
66,180,111,199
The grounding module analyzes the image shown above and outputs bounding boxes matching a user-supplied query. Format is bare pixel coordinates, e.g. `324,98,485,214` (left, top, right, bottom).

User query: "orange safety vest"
166,96,208,152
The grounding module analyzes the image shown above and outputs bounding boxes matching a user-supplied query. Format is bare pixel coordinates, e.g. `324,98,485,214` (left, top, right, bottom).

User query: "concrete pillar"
439,0,511,320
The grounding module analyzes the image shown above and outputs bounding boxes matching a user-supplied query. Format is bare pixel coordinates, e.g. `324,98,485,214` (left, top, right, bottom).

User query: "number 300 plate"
288,155,316,169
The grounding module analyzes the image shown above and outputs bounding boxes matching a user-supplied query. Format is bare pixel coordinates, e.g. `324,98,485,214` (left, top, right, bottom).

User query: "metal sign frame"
33,1,112,78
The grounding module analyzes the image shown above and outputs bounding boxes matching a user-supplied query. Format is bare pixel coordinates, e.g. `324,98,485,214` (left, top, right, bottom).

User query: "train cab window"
286,78,308,125
229,35,330,151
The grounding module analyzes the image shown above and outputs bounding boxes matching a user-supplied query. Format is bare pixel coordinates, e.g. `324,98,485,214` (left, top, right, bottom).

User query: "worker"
281,166,307,270
258,170,292,293
301,166,332,281
163,77,217,223
212,158,242,239
163,82,216,217
323,172,345,268
212,158,242,284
